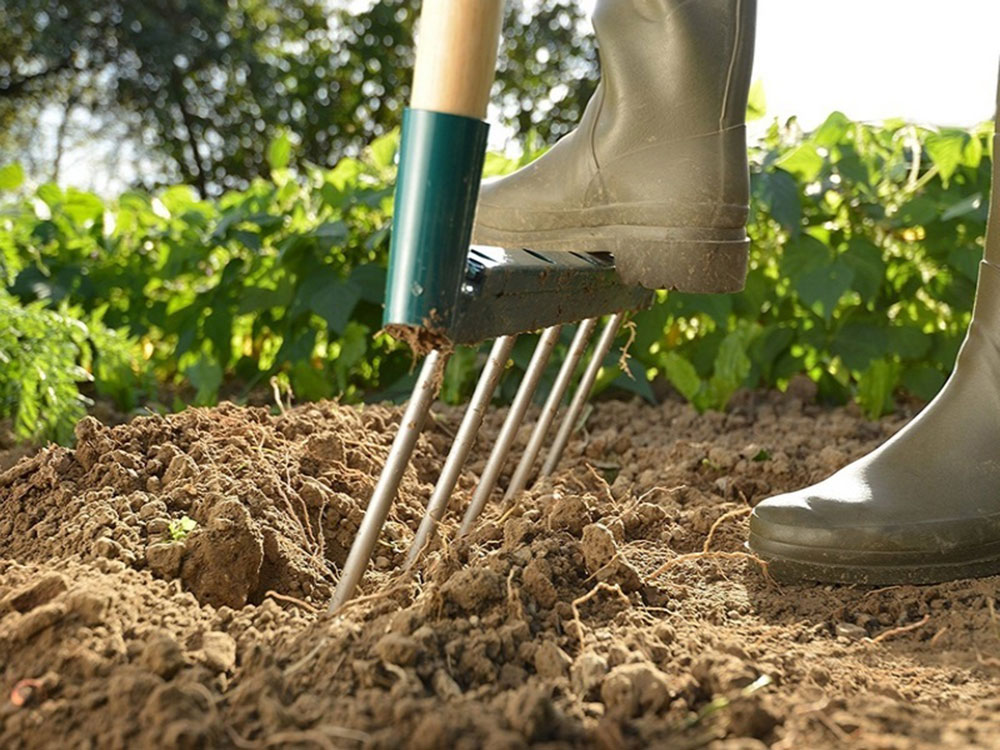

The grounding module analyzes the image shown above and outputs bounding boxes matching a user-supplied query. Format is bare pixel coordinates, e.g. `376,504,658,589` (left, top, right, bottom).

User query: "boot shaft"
471,0,757,291
985,64,1000,264
592,0,757,148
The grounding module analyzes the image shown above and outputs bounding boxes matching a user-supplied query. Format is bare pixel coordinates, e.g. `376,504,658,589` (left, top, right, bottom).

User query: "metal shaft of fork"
329,349,447,612
456,325,563,538
540,312,624,477
503,318,598,501
404,335,516,569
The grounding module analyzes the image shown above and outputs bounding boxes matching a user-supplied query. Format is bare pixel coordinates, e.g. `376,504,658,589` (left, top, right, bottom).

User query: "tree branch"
170,68,208,197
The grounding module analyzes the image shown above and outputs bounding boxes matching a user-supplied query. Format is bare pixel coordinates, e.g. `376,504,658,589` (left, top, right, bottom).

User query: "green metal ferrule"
384,108,489,331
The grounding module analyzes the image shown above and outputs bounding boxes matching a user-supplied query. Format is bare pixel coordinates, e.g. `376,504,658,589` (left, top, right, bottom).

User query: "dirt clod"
145,542,185,579
601,662,670,718
375,632,420,666
3,573,67,613
180,500,263,608
571,651,608,699
534,640,572,679
195,631,237,673
441,566,503,613
140,634,186,679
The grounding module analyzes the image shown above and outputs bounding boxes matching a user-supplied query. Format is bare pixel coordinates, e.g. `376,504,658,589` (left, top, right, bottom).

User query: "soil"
1,383,999,749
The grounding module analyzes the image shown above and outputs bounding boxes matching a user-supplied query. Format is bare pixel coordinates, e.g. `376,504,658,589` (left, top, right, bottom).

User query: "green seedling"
683,673,773,729
167,516,197,542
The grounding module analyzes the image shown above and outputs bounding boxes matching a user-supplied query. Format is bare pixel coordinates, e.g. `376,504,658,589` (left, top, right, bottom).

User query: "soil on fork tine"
0,387,999,749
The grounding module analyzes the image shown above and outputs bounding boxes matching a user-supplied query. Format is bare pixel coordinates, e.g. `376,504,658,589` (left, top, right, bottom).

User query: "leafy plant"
0,290,147,443
0,108,995,445
631,113,993,417
167,516,197,542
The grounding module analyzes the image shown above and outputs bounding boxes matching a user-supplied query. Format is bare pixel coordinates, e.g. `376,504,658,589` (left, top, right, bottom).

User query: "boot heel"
612,235,750,293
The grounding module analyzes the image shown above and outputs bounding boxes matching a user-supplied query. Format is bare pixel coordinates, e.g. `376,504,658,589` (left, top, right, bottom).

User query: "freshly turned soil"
1,387,999,749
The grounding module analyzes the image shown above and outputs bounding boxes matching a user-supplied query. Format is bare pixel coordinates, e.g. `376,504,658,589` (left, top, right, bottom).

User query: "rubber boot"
471,0,757,293
749,78,1000,585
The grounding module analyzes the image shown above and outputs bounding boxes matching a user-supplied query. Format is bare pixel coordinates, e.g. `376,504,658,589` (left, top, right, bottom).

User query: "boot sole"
472,223,749,293
748,531,1000,586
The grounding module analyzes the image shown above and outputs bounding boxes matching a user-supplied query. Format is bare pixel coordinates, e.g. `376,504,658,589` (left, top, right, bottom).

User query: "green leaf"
686,328,727,378
204,307,233,363
290,361,334,401
705,329,752,408
795,258,854,321
349,263,388,303
834,145,869,186
63,189,104,225
713,329,752,386
857,358,897,419
232,229,262,253
275,328,318,368
37,183,63,208
749,325,794,375
841,238,886,301
332,322,369,392
816,370,850,405
901,365,946,401
310,221,349,251
928,334,963,372
812,112,850,149
831,322,888,371
781,235,831,279
662,352,701,402
168,516,197,541
746,80,766,122
267,131,293,171
925,130,982,184
754,169,801,232
305,275,362,334
667,292,732,328
777,143,823,181
441,346,479,404
948,245,981,283
0,163,25,191
610,357,656,403
14,368,40,439
895,197,937,226
238,284,294,314
367,130,399,170
186,355,223,405
887,325,931,360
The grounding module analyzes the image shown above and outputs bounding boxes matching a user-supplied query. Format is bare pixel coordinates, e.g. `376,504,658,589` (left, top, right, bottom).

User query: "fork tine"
539,312,624,478
405,335,516,568
456,325,563,538
504,318,598,501
329,349,449,612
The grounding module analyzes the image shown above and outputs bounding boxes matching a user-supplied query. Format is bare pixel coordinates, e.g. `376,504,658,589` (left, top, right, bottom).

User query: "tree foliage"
0,0,596,194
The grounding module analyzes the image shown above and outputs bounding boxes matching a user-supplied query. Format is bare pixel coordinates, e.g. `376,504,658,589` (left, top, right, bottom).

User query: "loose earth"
1,385,998,749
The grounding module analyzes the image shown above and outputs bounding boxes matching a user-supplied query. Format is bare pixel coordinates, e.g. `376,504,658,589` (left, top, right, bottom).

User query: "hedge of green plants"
0,113,993,443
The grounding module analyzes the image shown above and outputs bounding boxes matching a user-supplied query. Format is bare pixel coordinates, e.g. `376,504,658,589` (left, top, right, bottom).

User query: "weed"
167,516,197,542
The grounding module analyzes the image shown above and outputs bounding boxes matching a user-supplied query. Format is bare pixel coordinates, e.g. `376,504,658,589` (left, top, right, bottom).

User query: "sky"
748,0,1000,129
57,0,1000,193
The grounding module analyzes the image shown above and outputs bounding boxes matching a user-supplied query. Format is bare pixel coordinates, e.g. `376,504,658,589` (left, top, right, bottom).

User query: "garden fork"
329,0,652,611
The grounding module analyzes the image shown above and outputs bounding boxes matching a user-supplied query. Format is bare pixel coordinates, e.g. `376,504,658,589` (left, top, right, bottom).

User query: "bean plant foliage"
635,111,994,419
0,110,993,444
